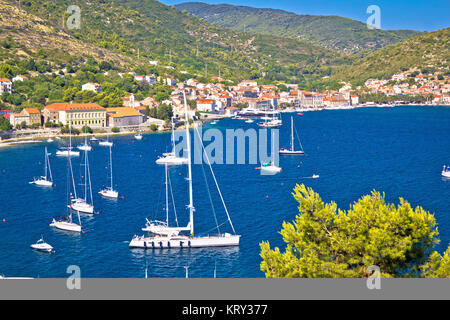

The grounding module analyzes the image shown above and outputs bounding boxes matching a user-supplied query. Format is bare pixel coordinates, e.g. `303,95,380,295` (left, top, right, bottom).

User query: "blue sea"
0,106,449,278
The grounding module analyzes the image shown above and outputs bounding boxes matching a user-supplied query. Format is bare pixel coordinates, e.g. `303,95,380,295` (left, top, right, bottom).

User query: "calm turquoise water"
0,106,449,278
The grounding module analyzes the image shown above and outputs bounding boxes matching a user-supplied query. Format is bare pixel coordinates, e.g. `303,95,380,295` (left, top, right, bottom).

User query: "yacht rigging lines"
279,116,305,156
30,147,53,187
99,144,118,199
50,125,82,233
130,93,240,249
69,144,94,214
155,117,188,165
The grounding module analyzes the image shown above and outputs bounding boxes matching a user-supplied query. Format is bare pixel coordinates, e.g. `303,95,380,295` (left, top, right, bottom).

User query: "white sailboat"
261,130,282,174
156,117,188,165
30,147,53,187
135,125,143,140
50,126,82,233
258,107,282,128
99,135,113,147
279,116,305,156
70,147,94,214
130,93,241,249
99,144,118,199
142,163,190,236
56,147,80,157
77,132,92,151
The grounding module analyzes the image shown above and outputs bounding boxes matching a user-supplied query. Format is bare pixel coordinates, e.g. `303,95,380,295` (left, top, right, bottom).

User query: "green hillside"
331,28,450,85
176,2,421,54
1,0,350,84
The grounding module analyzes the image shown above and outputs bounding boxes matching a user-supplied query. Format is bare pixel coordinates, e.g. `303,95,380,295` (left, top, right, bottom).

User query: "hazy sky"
162,0,450,31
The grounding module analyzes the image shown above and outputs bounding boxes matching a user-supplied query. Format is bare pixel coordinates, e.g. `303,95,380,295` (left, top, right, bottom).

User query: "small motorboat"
90,137,98,141
77,144,92,151
245,119,254,123
99,141,113,147
30,237,54,253
56,149,80,157
47,138,54,143
135,133,143,140
442,166,450,178
260,162,282,174
312,174,320,179
210,120,218,125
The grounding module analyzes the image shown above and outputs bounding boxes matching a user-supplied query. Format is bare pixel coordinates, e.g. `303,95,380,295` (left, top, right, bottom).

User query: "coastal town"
0,65,449,142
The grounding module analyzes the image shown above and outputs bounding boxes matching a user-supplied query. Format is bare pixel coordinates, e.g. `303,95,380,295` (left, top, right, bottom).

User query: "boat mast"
183,92,194,237
171,117,175,153
109,145,113,190
290,116,294,152
44,147,48,180
165,162,169,226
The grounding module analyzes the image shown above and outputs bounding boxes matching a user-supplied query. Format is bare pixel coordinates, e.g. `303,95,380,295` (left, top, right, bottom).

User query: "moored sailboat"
279,116,305,156
130,93,240,249
30,147,53,187
50,125,82,233
99,144,118,199
70,146,94,214
156,117,188,165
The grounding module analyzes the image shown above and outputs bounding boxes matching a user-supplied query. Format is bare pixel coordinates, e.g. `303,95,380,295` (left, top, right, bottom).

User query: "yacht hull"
129,234,240,249
50,221,81,233
156,156,188,165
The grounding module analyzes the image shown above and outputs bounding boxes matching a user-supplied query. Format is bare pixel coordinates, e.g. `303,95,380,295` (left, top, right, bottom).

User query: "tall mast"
171,117,175,153
165,162,169,225
109,145,113,190
44,147,48,179
184,92,194,237
291,116,294,152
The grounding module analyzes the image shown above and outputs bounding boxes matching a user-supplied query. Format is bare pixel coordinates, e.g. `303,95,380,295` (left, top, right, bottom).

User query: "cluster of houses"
364,72,450,104
2,68,449,130
124,78,361,118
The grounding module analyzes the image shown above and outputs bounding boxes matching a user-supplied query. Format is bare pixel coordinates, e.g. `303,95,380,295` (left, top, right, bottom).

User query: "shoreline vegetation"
0,103,448,149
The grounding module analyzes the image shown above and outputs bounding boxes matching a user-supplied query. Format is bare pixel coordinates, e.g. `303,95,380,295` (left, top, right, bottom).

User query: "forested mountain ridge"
331,27,450,85
0,0,351,84
175,2,421,54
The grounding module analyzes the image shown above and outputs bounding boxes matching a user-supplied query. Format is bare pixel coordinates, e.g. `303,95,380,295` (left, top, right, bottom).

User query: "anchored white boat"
77,136,92,151
135,125,143,140
442,166,450,178
99,135,113,147
279,116,305,156
90,136,98,141
261,130,282,174
51,126,82,233
30,237,54,253
99,144,118,199
56,148,80,157
142,163,190,236
245,119,254,123
70,147,94,214
156,118,188,165
130,93,241,249
258,108,282,128
30,147,53,187
47,138,54,143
